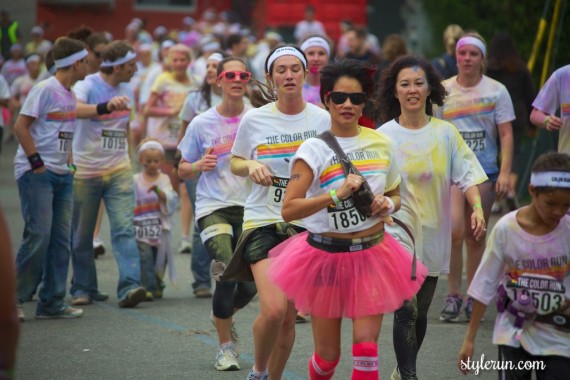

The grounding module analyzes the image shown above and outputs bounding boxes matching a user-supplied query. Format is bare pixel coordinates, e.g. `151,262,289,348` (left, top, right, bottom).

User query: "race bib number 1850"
327,197,366,230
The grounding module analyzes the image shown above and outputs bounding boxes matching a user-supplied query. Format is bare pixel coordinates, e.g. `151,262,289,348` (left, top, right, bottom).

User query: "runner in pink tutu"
269,59,429,380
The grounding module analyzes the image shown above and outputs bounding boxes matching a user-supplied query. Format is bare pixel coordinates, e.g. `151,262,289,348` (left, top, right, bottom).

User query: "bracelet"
96,102,112,115
153,186,161,194
543,115,550,127
27,153,44,170
330,189,342,207
473,203,483,210
384,196,395,214
191,162,200,176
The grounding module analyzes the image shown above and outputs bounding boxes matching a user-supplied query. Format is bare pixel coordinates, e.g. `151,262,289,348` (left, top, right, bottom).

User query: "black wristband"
96,102,112,115
28,153,44,170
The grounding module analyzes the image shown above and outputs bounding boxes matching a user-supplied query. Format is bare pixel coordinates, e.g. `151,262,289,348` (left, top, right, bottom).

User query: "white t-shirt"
179,88,222,123
231,102,330,230
178,105,252,220
380,118,488,275
10,74,39,105
1,58,26,85
72,73,134,179
294,20,326,42
293,127,400,234
147,71,197,149
0,74,10,126
133,172,178,246
436,75,515,174
139,64,163,106
14,77,77,179
468,211,570,358
532,65,570,154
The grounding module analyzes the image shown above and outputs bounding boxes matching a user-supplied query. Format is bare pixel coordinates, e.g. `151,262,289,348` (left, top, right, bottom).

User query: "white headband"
54,49,88,69
138,140,165,154
300,37,330,56
266,46,307,73
202,41,221,52
207,53,224,63
456,36,486,57
26,54,41,64
100,51,137,67
530,172,570,188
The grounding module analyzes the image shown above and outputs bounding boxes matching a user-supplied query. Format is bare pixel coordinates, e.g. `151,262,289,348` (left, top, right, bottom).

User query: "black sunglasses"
326,91,367,105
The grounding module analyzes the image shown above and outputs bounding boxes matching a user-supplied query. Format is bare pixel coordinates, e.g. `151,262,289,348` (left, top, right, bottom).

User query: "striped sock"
352,342,378,379
309,352,340,380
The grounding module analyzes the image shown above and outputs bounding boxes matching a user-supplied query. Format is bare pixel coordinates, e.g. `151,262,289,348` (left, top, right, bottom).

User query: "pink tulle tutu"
269,231,428,319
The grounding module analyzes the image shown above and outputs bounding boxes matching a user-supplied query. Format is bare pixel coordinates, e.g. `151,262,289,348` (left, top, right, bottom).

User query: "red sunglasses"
218,71,251,81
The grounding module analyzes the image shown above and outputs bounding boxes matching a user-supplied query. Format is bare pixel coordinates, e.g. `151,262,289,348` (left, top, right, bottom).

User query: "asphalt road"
1,137,501,380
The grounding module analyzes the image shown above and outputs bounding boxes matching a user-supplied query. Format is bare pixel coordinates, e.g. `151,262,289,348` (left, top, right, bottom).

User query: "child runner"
178,56,255,372
13,37,89,320
458,152,570,379
134,139,178,301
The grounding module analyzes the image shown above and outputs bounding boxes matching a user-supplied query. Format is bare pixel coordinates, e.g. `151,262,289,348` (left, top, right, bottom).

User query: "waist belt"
307,231,384,253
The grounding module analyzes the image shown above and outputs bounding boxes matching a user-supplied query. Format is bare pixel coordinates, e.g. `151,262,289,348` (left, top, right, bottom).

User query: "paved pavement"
1,137,501,379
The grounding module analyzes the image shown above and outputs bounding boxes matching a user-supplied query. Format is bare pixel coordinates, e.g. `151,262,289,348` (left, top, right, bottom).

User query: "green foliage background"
424,0,569,80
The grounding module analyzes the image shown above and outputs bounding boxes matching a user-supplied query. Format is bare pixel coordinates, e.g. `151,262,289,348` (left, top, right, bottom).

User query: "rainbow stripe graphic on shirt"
210,141,233,157
320,159,388,188
444,102,496,120
561,103,570,116
91,110,131,122
46,111,76,122
508,263,569,281
257,141,303,160
134,201,161,217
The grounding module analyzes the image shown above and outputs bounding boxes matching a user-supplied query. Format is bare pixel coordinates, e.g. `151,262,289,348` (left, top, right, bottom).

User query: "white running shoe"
214,342,240,371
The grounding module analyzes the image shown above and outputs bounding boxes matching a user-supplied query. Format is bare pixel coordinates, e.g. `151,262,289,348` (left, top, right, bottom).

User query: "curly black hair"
319,59,376,107
373,55,447,124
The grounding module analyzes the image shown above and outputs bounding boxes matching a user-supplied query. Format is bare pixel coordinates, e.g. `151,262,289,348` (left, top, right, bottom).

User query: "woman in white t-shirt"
269,59,429,379
300,35,330,109
435,33,515,323
459,152,570,379
178,56,254,372
375,55,487,380
229,45,330,380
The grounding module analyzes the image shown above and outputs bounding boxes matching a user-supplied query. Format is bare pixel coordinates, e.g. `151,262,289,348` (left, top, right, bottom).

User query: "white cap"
183,16,195,26
31,26,44,36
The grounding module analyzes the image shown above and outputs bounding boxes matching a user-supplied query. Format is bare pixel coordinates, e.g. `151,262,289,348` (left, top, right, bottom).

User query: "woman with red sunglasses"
178,56,254,373
269,59,429,380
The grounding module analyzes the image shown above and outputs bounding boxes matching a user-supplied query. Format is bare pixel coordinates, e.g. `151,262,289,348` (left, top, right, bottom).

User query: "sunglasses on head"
218,71,251,81
326,91,367,105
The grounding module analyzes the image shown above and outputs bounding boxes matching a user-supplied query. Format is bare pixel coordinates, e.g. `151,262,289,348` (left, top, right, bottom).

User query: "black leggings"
392,276,439,380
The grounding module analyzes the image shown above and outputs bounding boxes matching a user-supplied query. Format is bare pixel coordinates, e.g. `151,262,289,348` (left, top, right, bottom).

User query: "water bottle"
512,294,536,341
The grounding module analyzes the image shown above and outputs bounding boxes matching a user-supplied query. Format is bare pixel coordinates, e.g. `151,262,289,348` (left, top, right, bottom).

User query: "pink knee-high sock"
352,342,379,379
309,352,340,380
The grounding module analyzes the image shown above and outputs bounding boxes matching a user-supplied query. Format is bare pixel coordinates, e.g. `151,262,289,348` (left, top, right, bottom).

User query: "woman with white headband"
459,152,570,378
300,35,331,108
435,32,515,323
13,37,89,320
228,44,330,380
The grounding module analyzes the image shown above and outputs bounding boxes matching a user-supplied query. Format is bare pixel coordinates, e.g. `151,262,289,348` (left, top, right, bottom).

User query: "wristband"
96,102,112,115
543,115,550,127
153,186,161,194
384,196,395,214
68,163,76,174
28,153,44,170
330,189,342,206
191,162,200,175
473,203,483,210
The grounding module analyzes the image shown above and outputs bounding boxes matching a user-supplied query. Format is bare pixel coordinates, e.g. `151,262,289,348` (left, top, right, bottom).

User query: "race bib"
167,120,182,139
327,197,367,230
460,131,486,153
101,129,127,152
267,176,288,206
506,273,566,315
57,131,74,153
134,218,162,240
